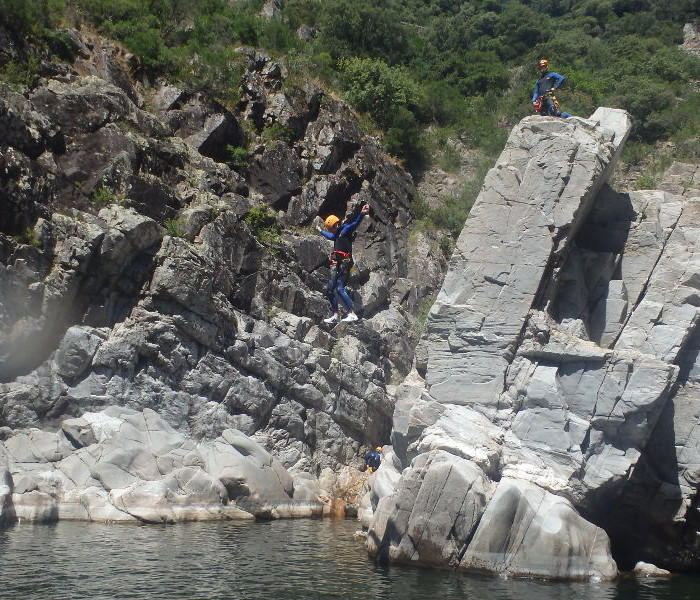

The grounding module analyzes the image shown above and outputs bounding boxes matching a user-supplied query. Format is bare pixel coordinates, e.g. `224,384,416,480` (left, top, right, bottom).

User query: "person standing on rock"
532,58,571,118
316,203,370,324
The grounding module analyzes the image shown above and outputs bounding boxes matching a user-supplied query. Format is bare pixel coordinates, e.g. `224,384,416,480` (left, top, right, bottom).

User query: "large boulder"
369,109,655,579
459,478,616,580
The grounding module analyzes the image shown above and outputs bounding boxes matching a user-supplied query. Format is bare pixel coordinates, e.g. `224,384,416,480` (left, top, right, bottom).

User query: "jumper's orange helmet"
538,59,549,69
324,215,340,228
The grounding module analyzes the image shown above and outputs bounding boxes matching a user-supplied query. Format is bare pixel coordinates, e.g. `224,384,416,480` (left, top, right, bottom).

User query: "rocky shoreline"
2,26,700,581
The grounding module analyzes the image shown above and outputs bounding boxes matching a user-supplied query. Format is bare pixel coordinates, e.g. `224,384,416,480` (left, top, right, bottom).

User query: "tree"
340,57,419,126
315,0,413,64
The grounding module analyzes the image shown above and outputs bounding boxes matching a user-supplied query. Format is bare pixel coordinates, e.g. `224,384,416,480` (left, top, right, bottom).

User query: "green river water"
0,518,697,599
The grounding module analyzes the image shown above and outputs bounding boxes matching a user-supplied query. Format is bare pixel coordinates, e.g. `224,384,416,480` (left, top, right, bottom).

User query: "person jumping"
316,203,370,324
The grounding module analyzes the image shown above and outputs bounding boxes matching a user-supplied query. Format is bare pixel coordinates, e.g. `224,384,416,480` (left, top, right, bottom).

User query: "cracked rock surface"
368,108,700,577
0,31,446,521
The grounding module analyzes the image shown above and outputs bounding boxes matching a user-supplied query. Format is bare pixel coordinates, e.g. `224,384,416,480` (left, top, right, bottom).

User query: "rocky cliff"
365,108,700,578
0,30,445,523
2,27,700,581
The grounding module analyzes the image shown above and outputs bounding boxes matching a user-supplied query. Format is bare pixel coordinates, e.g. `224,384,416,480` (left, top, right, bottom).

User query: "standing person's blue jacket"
532,58,571,118
531,71,565,102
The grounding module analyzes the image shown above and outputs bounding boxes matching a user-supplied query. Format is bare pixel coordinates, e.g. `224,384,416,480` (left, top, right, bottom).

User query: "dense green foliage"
2,0,700,223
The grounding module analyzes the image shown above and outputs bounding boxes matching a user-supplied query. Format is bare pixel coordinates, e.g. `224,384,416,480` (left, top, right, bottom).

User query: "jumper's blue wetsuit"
319,213,365,313
532,71,571,118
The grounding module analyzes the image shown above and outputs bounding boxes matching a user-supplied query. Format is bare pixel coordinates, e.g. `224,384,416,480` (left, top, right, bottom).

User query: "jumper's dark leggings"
327,261,353,312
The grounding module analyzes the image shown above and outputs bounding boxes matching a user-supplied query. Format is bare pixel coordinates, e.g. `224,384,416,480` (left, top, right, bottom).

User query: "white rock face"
0,406,322,523
368,108,700,578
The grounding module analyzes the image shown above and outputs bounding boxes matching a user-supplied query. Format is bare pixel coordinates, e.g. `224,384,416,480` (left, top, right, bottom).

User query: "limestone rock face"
0,31,446,509
368,108,700,579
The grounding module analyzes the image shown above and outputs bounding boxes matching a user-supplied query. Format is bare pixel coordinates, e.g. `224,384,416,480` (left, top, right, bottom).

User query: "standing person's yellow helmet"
538,59,549,69
324,215,340,228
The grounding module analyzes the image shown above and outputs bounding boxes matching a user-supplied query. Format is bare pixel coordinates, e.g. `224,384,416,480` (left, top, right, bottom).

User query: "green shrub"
670,94,700,158
123,27,172,72
622,141,654,167
339,57,419,127
244,205,280,245
45,29,78,61
675,137,700,160
173,46,245,107
561,89,596,119
226,145,250,169
16,227,42,248
414,296,436,335
439,51,510,97
91,186,125,208
384,107,426,171
283,0,322,29
439,144,461,173
164,217,186,237
428,187,479,236
634,173,659,190
0,55,42,89
0,0,65,37
416,80,469,127
261,122,295,145
258,19,300,53
609,76,677,142
412,154,491,238
315,0,412,63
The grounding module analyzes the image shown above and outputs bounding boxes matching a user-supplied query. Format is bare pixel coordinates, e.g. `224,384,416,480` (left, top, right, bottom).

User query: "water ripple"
0,520,697,600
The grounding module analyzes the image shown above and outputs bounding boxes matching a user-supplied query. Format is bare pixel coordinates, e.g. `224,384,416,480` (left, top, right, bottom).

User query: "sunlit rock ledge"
0,406,325,524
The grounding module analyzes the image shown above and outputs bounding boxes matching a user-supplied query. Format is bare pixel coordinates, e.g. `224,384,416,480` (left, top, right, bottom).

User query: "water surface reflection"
0,519,697,599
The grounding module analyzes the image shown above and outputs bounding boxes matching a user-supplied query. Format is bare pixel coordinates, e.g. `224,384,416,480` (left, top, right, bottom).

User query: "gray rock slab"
54,326,108,380
616,197,700,362
459,478,617,580
424,111,631,412
1,407,312,524
368,450,493,567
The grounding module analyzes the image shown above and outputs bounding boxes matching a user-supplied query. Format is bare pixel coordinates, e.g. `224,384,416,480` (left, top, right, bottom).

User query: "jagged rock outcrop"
681,22,700,58
0,31,447,516
367,107,700,578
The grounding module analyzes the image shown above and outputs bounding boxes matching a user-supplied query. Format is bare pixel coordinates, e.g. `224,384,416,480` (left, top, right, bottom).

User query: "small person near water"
364,447,382,473
316,203,371,324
